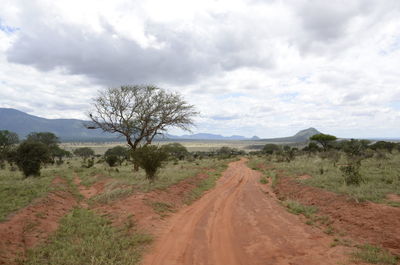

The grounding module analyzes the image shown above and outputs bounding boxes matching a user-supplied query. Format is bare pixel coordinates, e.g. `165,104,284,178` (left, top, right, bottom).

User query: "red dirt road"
142,159,349,265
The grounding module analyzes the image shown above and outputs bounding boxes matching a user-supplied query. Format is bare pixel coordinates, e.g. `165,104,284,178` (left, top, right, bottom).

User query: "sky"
0,0,400,138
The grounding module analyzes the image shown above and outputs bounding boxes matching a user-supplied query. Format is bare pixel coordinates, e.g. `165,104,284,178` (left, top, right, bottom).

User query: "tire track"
142,158,350,265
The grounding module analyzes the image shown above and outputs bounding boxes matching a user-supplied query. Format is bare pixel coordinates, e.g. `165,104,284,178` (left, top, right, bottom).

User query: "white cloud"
0,0,400,138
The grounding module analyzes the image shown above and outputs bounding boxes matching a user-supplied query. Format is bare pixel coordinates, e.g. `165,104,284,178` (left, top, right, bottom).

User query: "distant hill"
0,108,116,141
259,128,321,143
0,108,259,142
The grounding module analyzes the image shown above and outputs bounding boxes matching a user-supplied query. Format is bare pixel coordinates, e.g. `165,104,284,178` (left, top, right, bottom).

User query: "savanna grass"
0,161,77,221
250,153,400,203
21,208,152,265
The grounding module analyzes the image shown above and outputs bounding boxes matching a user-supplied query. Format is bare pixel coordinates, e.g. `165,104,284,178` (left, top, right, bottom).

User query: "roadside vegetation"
1,121,242,223
249,137,400,205
21,208,152,265
1,127,238,265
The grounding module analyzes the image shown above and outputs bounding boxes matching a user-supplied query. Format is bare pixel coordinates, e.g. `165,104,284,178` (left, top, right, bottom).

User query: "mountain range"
259,127,321,143
0,108,263,142
0,108,325,142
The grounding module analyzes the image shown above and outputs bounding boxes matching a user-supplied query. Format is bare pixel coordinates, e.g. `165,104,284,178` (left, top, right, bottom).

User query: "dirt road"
142,159,349,265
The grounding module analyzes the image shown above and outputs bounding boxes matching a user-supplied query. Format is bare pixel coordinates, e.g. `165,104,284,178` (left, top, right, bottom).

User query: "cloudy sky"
1,0,400,138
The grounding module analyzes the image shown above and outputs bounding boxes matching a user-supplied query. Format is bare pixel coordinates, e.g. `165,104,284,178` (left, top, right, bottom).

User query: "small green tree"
160,143,188,160
310,134,337,151
104,146,129,166
105,155,119,167
51,146,71,165
73,147,95,160
26,132,62,164
131,145,168,182
26,132,59,146
15,141,50,177
262,144,280,154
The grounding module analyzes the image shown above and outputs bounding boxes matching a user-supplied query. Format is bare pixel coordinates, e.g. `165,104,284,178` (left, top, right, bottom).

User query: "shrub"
104,146,129,165
131,145,168,182
0,130,19,165
15,141,50,177
370,141,397,153
26,132,59,146
82,157,95,168
302,142,321,154
105,155,119,167
262,144,280,154
161,143,188,160
73,147,95,160
340,162,364,185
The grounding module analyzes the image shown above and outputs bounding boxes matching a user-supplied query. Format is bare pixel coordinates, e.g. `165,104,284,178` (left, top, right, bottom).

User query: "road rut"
142,158,349,265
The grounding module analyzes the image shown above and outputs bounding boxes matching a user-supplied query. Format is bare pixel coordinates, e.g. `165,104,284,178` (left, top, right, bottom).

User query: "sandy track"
142,159,349,265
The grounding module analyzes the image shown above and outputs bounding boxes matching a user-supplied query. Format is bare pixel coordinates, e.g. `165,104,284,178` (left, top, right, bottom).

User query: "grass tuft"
352,244,398,265
282,199,318,218
147,201,175,217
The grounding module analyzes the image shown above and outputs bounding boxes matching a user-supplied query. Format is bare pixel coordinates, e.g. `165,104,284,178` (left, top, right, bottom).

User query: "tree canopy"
73,147,95,158
26,132,59,146
0,130,19,152
262,144,280,154
16,141,51,177
309,133,337,150
161,143,188,160
87,85,197,150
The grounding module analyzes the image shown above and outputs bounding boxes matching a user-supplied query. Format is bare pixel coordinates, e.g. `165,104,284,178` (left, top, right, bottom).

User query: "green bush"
105,155,119,167
262,144,280,154
131,145,168,182
73,147,95,159
104,146,129,165
15,141,50,177
340,163,364,185
161,143,188,160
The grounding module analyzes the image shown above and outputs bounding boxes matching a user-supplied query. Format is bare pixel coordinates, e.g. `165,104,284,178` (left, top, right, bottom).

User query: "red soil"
297,174,312,180
141,159,351,265
387,194,400,203
94,172,209,232
275,177,400,255
0,177,77,264
73,175,109,199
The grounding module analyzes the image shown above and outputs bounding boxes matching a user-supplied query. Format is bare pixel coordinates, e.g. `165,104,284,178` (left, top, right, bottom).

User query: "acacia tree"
310,133,337,151
87,85,197,150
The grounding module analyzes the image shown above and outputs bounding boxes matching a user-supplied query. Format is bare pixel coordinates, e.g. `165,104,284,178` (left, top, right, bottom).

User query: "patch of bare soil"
387,193,400,203
256,163,275,170
73,175,109,199
0,177,77,264
141,159,351,265
298,174,312,180
275,177,400,255
94,171,210,233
